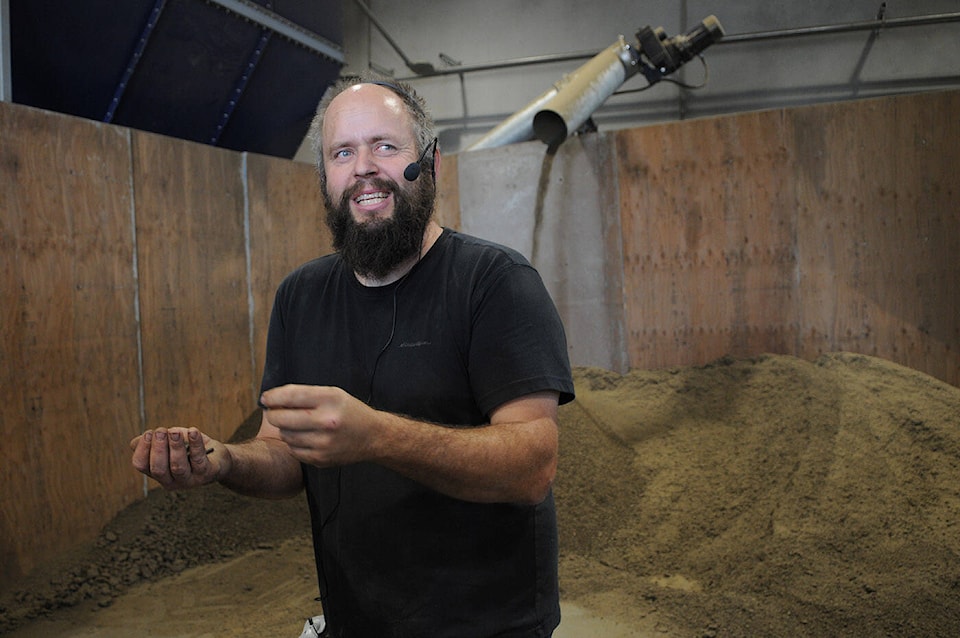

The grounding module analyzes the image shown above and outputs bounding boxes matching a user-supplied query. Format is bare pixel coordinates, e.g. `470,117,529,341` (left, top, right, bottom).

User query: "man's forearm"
257,386,561,505
218,437,304,499
370,412,559,505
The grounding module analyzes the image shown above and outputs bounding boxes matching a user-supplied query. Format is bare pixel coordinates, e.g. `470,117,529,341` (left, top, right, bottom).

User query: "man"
131,75,575,637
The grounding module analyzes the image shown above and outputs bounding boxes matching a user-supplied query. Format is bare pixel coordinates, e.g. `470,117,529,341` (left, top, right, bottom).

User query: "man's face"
321,84,420,224
320,84,436,279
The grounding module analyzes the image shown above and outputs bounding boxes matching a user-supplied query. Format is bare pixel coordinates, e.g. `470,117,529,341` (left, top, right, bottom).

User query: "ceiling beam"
0,0,11,101
206,0,344,63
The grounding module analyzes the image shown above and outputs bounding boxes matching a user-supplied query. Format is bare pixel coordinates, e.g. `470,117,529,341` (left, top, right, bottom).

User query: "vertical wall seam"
785,109,804,358
606,133,630,374
242,152,258,404
127,129,148,498
678,0,689,120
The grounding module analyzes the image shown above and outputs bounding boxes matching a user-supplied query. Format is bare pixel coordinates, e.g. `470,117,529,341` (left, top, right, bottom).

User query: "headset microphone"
403,138,438,181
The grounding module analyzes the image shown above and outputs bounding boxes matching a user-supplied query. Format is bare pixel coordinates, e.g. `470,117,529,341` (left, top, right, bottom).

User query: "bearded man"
131,75,574,637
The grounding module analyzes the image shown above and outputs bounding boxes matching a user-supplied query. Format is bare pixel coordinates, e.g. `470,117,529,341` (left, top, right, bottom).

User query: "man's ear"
432,147,442,181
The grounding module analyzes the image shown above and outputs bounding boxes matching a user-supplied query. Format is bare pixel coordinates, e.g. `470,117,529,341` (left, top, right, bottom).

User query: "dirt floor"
2,352,960,637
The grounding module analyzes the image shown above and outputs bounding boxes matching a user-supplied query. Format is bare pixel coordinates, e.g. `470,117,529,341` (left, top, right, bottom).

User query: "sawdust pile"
3,352,959,636
554,352,960,636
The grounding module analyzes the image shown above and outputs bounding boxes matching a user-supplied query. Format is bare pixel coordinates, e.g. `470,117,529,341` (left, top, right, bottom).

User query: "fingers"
186,429,213,469
131,431,152,474
260,385,378,467
131,427,216,489
149,429,172,480
260,384,342,411
165,429,191,480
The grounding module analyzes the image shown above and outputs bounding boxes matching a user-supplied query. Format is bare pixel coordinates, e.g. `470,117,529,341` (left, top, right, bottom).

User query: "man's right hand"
130,427,226,490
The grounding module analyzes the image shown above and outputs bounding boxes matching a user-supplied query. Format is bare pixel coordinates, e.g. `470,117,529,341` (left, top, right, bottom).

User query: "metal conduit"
207,0,344,62
718,11,960,44
396,11,960,80
0,0,10,101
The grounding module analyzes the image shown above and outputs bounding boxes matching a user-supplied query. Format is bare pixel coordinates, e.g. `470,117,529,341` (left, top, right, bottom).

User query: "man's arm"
260,385,560,505
129,411,304,499
374,391,559,504
216,414,305,498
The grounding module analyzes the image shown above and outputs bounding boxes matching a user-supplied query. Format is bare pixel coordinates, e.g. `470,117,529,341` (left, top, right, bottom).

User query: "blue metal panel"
9,0,343,158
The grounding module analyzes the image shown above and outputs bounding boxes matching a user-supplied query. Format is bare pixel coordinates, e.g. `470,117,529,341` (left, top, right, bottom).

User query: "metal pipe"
532,37,640,147
207,0,344,63
353,0,435,74
0,0,11,101
464,87,558,151
468,16,723,151
718,11,960,44
407,49,602,78
398,11,960,81
466,38,640,151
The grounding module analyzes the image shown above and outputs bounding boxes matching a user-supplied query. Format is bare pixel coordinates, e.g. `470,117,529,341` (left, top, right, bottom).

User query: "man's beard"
323,173,435,280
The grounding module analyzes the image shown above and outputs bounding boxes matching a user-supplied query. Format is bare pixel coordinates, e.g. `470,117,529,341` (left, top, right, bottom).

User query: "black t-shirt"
261,228,575,637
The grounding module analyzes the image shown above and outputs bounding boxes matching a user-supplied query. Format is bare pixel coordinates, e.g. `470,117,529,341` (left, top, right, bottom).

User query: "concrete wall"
459,135,629,373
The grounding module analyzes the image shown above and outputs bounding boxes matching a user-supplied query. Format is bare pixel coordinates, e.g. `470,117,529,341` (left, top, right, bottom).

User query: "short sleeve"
467,262,575,416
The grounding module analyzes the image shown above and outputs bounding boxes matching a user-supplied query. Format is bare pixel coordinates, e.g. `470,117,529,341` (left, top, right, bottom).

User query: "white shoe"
298,615,325,637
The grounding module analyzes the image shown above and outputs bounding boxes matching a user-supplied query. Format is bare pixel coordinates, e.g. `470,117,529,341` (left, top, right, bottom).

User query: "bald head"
309,76,437,185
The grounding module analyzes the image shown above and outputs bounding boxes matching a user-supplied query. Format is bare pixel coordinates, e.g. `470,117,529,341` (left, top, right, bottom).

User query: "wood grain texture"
0,104,142,578
617,90,959,385
131,132,252,444
246,154,331,401
617,109,799,369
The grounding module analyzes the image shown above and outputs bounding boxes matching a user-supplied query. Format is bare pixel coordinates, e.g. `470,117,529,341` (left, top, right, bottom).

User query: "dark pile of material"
0,412,310,633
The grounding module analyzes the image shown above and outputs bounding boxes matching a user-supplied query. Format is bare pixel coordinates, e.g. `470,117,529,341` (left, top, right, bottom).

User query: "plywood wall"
791,93,960,385
0,102,462,583
247,153,334,398
132,133,252,444
616,89,960,385
617,109,801,368
2,88,957,582
0,107,143,580
0,105,329,582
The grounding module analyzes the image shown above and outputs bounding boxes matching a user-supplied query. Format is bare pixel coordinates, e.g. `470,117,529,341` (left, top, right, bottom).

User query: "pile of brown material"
3,353,959,636
0,411,311,633
554,353,960,636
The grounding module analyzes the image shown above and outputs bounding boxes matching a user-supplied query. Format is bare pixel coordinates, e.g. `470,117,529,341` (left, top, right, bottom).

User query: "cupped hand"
130,427,226,489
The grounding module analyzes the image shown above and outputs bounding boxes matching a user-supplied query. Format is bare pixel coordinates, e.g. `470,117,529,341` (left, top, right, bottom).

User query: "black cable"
365,282,401,404
614,54,711,95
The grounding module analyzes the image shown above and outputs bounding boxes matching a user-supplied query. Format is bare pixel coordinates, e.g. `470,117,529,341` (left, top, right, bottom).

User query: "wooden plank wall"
247,153,334,396
0,102,461,583
0,107,143,580
132,133,252,444
792,93,960,385
617,89,960,386
2,88,956,582
617,110,800,367
0,105,328,582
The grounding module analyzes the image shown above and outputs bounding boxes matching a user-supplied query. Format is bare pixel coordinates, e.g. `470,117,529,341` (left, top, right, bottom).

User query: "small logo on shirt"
399,340,432,348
